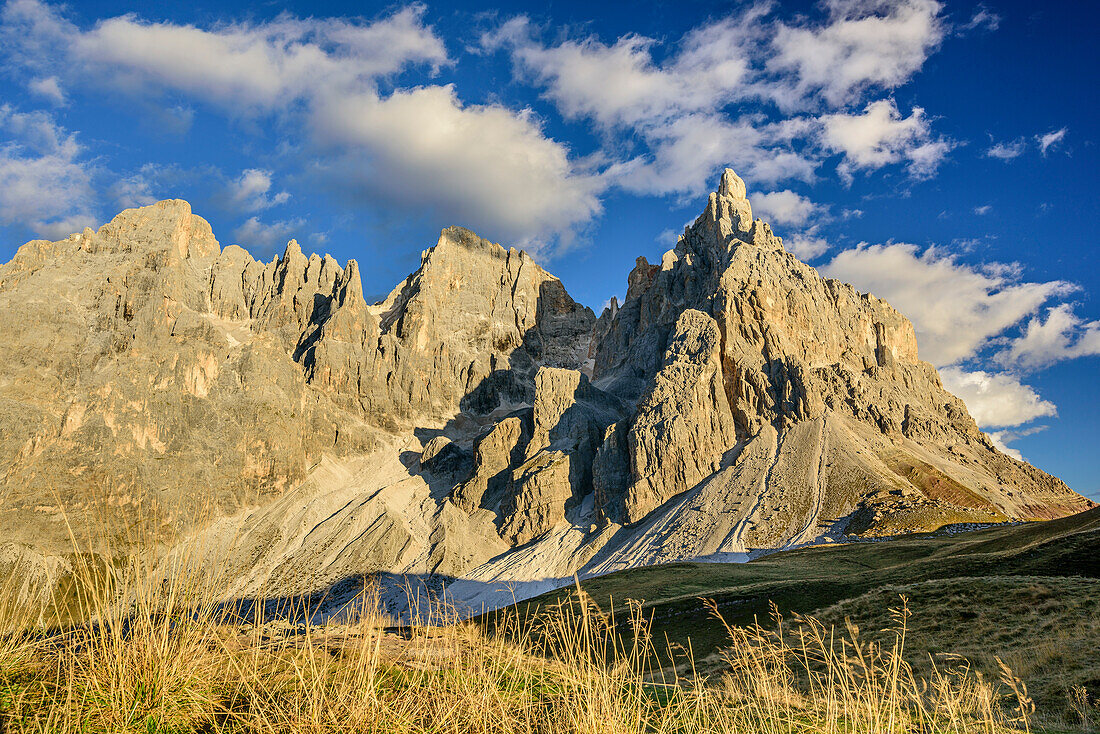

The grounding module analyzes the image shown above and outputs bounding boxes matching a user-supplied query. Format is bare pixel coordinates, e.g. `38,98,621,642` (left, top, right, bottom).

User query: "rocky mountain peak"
0,184,1091,619
433,225,517,258
702,167,756,246
93,198,220,261
718,167,748,200
587,168,1086,534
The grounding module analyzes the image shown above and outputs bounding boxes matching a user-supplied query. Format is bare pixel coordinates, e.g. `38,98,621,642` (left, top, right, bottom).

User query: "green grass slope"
491,507,1100,727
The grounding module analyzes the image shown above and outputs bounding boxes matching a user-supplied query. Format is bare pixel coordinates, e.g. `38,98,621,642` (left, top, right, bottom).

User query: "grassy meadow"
0,508,1096,732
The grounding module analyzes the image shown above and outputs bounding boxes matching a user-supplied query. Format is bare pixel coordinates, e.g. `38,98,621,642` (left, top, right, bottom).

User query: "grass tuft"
0,549,1066,734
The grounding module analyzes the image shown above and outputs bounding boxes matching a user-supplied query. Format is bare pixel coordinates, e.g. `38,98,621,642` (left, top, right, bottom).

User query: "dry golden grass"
0,544,1054,734
813,576,1100,731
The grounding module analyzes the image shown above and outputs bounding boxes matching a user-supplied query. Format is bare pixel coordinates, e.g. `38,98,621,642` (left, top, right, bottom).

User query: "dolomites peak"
0,176,1091,619
718,167,748,200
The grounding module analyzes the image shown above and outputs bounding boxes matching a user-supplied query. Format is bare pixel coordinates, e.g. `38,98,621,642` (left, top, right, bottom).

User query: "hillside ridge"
0,171,1090,618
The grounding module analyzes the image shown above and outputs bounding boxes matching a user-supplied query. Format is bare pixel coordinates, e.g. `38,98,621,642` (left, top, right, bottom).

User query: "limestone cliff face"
0,202,379,552
0,180,1092,617
597,309,738,525
0,208,594,557
587,170,1088,542
290,225,595,427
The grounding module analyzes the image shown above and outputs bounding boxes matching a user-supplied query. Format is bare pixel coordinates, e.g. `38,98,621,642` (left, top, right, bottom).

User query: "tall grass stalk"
0,542,1044,733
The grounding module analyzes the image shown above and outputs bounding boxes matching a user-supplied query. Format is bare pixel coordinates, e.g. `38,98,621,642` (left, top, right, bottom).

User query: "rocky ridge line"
0,173,1092,619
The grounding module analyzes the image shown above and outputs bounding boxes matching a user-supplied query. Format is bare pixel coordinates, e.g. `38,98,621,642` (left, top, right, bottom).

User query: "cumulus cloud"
488,11,820,199
485,13,759,129
745,188,831,260
824,237,1100,465
228,169,290,212
0,1,965,250
1037,127,1067,155
784,233,831,261
310,84,604,251
938,366,1056,428
2,0,601,253
2,0,965,249
820,99,952,181
489,1,951,200
937,365,1059,461
751,189,820,227
995,304,1100,371
0,105,96,237
2,1,449,110
986,433,1022,459
770,0,945,107
233,215,306,251
822,242,1075,366
28,75,65,104
603,113,816,198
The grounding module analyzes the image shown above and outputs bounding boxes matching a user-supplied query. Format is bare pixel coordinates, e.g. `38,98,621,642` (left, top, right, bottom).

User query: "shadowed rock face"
596,309,738,525
0,175,1092,618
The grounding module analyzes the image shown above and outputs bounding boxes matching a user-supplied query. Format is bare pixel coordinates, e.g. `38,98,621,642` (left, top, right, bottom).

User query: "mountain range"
0,169,1091,618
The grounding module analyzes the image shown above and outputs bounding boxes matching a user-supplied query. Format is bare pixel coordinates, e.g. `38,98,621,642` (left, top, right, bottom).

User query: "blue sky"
0,0,1097,501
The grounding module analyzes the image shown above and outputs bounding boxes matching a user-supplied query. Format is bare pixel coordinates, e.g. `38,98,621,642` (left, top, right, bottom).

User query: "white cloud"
228,168,289,211
985,138,1027,160
110,171,157,209
995,304,1100,371
607,114,815,198
973,204,991,215
784,233,831,260
820,99,952,181
770,0,945,107
28,75,65,104
310,84,604,252
0,105,96,237
0,0,70,65
2,1,963,251
751,190,820,227
232,215,306,251
960,6,1001,33
2,1,606,253
64,6,447,110
487,13,759,129
986,425,1046,461
906,138,953,178
657,229,680,246
490,1,953,198
938,366,1056,428
822,242,1075,366
986,431,1023,460
985,129,1069,161
487,10,820,200
0,104,77,156
1037,127,1067,155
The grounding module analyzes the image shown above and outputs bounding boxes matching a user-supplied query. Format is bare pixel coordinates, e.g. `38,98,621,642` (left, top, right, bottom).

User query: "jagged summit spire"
697,168,753,241
717,168,747,200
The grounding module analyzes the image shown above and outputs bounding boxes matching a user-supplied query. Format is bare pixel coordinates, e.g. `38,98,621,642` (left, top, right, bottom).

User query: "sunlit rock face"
0,174,1091,619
